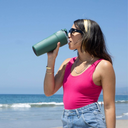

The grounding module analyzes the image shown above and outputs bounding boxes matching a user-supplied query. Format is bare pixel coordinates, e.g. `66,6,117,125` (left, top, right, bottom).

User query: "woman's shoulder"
98,59,114,74
62,57,73,65
100,59,113,69
63,58,72,63
61,57,76,67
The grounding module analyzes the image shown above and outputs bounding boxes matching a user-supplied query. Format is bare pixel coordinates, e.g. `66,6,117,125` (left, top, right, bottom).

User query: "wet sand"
116,120,128,128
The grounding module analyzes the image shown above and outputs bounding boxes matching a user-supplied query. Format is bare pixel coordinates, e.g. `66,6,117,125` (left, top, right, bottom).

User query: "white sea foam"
11,103,31,108
30,102,63,106
116,112,128,119
0,102,64,108
0,104,9,108
123,112,128,116
0,101,127,109
98,102,104,105
115,100,128,103
116,115,123,118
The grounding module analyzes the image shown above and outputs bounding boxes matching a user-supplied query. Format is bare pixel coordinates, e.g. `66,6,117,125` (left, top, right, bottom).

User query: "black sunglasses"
69,28,83,35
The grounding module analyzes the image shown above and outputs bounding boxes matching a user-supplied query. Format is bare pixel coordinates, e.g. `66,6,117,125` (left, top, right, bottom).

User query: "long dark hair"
74,19,112,64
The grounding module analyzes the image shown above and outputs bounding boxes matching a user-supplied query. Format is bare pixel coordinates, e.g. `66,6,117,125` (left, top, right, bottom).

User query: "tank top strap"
69,57,77,64
93,59,103,67
65,57,76,72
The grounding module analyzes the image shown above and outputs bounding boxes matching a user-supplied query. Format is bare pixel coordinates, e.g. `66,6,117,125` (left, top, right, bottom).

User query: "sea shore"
53,120,128,128
116,120,128,128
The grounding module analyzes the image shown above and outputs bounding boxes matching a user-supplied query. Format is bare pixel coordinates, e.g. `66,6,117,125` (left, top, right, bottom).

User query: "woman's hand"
47,42,60,60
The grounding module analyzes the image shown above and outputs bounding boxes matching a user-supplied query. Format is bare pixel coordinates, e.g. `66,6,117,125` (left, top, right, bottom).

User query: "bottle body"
32,29,68,56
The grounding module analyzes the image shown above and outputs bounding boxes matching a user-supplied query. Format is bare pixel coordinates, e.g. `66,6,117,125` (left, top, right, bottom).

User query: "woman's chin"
68,43,76,50
68,46,75,50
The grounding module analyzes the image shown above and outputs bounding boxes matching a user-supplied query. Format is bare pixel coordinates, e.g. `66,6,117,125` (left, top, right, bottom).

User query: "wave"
123,113,128,116
0,102,64,108
0,102,103,108
0,100,128,109
116,115,123,119
99,100,128,104
116,112,128,119
115,100,128,103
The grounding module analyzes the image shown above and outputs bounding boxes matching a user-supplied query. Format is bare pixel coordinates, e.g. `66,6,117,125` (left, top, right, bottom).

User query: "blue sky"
0,0,127,94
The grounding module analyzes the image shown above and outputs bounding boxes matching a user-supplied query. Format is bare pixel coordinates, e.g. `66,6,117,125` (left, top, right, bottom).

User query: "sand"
116,120,128,128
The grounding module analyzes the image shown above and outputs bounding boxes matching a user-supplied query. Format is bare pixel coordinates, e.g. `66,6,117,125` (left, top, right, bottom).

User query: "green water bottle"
32,29,68,56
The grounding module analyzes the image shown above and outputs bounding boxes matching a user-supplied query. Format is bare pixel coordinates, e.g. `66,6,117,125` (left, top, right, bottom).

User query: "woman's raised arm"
44,42,70,96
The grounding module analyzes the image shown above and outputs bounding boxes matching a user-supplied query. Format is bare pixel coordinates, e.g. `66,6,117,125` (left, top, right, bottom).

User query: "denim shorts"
61,102,106,128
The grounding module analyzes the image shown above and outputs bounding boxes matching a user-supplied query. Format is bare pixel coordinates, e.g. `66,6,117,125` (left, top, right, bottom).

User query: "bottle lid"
61,29,68,36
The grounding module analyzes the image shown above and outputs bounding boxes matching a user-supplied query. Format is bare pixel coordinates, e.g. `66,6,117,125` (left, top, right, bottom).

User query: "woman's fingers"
47,42,60,59
54,42,60,54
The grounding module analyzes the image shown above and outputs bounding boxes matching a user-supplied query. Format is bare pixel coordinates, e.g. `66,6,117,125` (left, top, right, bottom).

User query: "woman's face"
68,24,82,50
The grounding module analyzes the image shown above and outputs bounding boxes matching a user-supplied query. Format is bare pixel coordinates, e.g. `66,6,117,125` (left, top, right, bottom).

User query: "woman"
44,19,116,128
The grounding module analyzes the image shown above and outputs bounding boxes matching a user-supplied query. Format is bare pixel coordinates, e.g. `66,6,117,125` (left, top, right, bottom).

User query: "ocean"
0,94,128,128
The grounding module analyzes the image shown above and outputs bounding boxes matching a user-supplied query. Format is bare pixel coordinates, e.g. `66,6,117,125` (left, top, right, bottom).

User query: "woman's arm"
44,42,70,96
100,60,116,128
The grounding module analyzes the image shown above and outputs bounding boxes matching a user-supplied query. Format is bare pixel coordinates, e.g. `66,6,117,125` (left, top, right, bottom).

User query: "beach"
0,94,128,128
116,120,128,128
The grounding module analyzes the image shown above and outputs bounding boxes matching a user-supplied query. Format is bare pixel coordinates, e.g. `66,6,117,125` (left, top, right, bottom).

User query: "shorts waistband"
63,102,101,117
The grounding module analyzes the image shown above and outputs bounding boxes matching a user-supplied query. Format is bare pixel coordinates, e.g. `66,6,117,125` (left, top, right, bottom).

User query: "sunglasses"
69,28,83,35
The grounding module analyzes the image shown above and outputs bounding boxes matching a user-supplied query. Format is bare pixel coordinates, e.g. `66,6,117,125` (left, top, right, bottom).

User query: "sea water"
0,94,128,128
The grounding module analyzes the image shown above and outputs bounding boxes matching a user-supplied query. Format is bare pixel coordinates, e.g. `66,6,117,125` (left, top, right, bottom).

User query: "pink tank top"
63,57,102,109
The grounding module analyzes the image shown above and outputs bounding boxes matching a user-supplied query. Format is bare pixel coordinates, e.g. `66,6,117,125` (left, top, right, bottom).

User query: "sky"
0,0,127,94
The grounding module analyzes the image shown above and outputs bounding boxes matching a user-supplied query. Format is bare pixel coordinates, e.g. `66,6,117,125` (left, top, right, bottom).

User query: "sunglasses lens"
69,28,74,34
69,28,82,35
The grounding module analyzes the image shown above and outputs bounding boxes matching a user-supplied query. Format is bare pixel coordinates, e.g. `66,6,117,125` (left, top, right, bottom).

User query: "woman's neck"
77,51,93,62
77,51,99,64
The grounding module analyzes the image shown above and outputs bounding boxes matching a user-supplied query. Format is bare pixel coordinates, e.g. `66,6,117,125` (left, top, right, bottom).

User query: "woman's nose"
68,32,71,38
